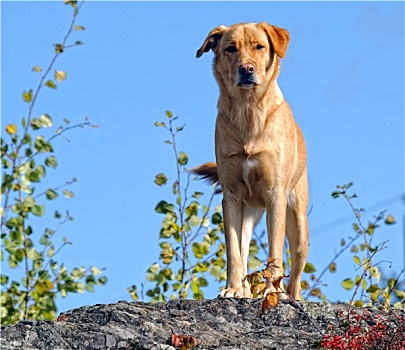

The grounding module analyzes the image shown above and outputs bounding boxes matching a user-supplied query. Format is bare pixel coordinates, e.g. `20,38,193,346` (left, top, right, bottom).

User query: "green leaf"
22,132,31,144
165,110,173,118
304,262,316,273
301,280,309,290
90,266,102,276
341,278,354,290
247,256,263,271
189,215,201,227
73,24,85,31
24,196,36,208
331,191,341,199
29,166,46,183
370,267,381,282
22,89,33,103
46,246,55,259
194,262,209,273
54,43,64,53
154,121,166,128
353,300,364,307
192,191,204,199
40,114,53,127
86,281,95,293
26,248,38,260
211,212,223,225
177,151,188,166
154,173,168,186
366,284,379,293
388,278,397,289
45,80,57,89
148,263,160,274
192,242,210,259
98,276,107,285
197,276,208,287
31,205,45,217
46,189,58,200
30,118,42,130
192,243,203,259
63,190,74,198
155,200,174,214
210,265,223,279
34,136,53,153
394,290,405,299
0,275,9,285
45,156,58,169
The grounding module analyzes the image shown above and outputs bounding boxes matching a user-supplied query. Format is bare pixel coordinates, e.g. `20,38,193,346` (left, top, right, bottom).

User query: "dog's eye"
225,46,237,53
256,44,265,50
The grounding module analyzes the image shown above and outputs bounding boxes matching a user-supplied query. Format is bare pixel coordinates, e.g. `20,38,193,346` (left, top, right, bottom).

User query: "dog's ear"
259,22,290,58
196,25,228,58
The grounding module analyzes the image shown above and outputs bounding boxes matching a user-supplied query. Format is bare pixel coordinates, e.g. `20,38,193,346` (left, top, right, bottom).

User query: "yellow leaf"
353,255,361,266
5,124,17,135
54,70,67,82
262,269,273,279
329,262,337,273
22,89,33,103
35,280,54,293
32,65,42,73
257,282,267,295
385,214,396,225
90,266,102,276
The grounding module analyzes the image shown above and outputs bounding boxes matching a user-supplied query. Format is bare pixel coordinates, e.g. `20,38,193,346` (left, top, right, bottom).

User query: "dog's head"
196,22,289,90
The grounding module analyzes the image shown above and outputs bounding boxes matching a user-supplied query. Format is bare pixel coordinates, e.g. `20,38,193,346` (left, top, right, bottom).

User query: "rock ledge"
1,298,403,349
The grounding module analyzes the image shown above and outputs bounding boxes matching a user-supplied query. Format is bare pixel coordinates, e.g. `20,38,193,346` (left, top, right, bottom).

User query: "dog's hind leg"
285,170,309,300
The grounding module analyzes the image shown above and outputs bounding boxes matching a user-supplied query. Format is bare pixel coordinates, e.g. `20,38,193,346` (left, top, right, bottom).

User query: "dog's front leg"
266,191,288,294
219,194,245,298
240,206,264,297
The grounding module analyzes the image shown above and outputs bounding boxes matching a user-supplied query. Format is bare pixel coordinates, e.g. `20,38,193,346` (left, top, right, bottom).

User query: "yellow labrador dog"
192,22,309,300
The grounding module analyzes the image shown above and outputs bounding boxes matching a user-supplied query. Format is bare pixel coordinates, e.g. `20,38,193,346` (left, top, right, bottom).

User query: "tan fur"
193,22,309,300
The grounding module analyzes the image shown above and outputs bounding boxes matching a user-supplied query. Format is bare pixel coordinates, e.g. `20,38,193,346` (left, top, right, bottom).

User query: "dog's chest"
242,156,259,186
241,153,265,204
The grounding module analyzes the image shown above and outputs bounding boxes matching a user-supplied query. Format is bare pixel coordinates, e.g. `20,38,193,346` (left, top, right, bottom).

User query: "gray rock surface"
0,298,402,349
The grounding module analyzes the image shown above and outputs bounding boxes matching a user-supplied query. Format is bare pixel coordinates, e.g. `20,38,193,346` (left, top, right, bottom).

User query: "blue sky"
1,1,404,313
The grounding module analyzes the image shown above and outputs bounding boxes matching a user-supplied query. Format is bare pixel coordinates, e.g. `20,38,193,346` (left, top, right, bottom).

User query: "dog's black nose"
239,63,255,75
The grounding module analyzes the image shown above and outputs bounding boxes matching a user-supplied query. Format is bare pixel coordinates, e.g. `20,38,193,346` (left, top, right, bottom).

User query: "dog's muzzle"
238,63,257,88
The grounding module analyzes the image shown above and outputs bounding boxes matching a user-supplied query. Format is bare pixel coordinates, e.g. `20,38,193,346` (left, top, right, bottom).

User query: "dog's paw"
243,285,253,298
218,287,244,298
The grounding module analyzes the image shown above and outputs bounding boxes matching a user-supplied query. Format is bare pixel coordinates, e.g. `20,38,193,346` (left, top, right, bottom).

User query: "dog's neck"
216,63,285,142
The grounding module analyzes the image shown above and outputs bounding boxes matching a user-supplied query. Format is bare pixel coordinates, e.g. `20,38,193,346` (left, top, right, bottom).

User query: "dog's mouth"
237,80,257,89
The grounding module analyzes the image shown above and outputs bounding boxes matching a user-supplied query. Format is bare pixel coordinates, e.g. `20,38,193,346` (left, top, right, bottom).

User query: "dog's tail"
189,162,221,193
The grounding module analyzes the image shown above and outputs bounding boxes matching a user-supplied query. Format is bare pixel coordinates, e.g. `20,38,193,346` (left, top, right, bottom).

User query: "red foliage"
320,310,405,350
171,334,199,350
